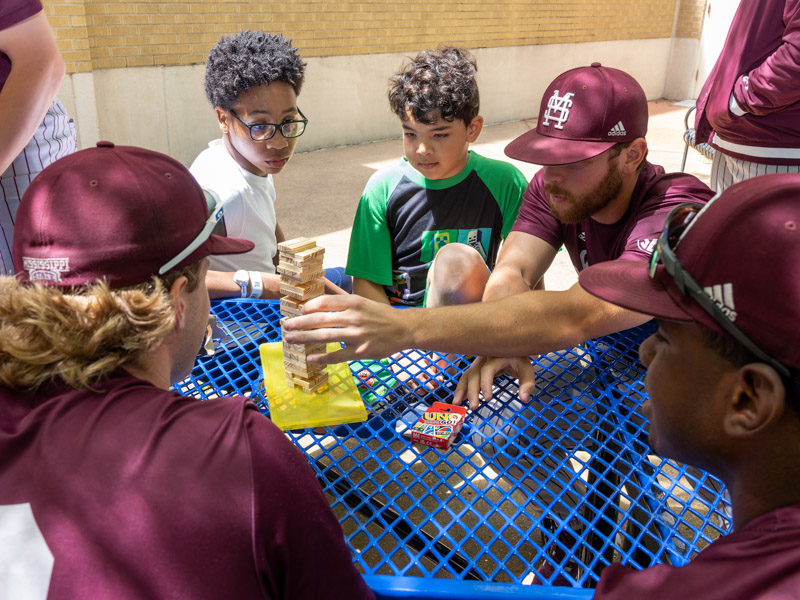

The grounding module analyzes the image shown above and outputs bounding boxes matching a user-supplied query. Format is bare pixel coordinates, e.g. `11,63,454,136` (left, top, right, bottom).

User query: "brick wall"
675,0,707,38
44,0,706,75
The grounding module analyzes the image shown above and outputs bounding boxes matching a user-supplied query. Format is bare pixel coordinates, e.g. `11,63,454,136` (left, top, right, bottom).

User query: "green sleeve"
345,167,401,286
474,155,527,238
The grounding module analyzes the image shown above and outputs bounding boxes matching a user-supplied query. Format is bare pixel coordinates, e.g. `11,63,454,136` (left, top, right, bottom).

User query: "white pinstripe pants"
0,98,76,274
710,150,800,194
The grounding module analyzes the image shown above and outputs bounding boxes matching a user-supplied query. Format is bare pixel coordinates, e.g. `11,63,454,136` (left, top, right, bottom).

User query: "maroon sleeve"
0,0,42,30
733,0,800,115
244,407,375,600
510,169,563,249
616,169,714,263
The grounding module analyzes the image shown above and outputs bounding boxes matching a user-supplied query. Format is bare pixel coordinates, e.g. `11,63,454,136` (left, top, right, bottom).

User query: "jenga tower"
278,237,329,394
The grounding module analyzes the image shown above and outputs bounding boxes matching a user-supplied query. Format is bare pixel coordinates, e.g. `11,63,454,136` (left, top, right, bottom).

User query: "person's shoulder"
189,139,252,200
365,157,407,185
638,162,715,204
190,139,229,168
469,151,525,176
361,157,409,198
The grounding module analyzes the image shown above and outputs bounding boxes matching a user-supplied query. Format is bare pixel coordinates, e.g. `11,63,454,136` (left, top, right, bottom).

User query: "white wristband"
233,269,249,298
248,271,262,298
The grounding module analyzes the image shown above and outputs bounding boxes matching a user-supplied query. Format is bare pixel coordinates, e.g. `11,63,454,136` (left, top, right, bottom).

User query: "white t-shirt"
189,139,278,273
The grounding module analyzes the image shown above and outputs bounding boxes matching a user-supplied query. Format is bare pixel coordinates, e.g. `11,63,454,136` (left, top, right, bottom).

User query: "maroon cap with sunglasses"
579,173,800,373
13,141,254,289
505,63,648,166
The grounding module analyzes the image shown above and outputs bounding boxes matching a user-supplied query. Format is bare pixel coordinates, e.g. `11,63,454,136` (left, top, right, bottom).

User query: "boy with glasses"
582,173,800,597
190,30,349,299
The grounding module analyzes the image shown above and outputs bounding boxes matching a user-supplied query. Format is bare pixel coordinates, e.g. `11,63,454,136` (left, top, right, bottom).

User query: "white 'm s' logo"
541,90,575,130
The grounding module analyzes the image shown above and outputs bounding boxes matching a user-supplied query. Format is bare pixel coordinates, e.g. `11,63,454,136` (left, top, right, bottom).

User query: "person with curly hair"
0,141,374,599
190,30,349,299
346,47,526,310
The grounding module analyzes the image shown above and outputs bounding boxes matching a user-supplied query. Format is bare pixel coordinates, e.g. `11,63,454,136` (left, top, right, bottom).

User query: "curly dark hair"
204,30,306,110
388,47,479,125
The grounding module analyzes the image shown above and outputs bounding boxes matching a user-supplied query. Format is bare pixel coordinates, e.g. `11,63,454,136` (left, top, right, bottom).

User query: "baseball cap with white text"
13,141,254,289
579,173,800,373
505,63,648,166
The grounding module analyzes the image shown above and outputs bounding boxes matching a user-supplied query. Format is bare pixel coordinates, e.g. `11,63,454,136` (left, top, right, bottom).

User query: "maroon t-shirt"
594,502,800,599
0,372,374,600
512,162,714,272
0,0,42,91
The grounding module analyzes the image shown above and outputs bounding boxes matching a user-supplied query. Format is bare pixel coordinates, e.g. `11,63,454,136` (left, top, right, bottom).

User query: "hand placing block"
278,237,329,394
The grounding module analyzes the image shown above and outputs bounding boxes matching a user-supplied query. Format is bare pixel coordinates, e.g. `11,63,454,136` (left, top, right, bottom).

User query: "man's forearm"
482,265,533,302
407,284,649,358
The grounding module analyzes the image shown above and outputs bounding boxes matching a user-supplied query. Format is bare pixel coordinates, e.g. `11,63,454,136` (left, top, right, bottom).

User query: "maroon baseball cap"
579,173,800,372
13,141,253,289
505,63,648,166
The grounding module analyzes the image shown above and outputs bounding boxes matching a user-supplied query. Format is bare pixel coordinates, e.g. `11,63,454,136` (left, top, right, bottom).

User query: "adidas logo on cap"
608,121,626,137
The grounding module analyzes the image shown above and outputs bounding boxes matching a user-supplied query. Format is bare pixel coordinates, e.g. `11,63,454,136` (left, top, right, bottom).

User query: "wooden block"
286,370,329,394
278,248,325,267
280,279,324,301
278,237,317,254
282,341,326,361
295,246,325,262
278,263,325,283
284,359,325,378
280,296,306,318
280,257,323,271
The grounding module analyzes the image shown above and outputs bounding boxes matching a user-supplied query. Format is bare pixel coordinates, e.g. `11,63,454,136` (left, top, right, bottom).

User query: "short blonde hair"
0,263,201,393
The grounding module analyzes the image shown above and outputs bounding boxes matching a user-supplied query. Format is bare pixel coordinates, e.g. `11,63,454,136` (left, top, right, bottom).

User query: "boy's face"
401,110,482,180
638,320,735,471
215,81,302,177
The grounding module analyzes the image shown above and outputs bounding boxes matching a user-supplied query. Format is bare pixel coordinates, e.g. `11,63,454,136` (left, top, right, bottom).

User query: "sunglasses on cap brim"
649,201,792,379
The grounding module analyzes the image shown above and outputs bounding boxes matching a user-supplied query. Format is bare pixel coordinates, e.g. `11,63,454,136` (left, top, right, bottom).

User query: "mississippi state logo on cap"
505,63,648,166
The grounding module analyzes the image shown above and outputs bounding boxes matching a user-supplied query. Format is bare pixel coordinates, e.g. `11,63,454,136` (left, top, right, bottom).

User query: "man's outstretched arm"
283,281,651,364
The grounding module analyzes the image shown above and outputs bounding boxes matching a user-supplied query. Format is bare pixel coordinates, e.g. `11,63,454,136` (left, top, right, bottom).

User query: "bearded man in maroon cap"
0,142,374,600
283,64,714,406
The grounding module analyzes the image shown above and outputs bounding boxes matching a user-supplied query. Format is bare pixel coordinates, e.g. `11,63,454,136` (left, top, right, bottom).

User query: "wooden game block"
278,263,325,283
286,370,329,393
282,341,326,361
279,251,324,269
284,358,325,379
278,237,317,254
280,296,306,318
281,257,324,271
294,246,325,262
280,279,324,301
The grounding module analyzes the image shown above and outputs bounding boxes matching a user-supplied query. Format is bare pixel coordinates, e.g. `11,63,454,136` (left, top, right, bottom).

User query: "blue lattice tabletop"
175,299,732,599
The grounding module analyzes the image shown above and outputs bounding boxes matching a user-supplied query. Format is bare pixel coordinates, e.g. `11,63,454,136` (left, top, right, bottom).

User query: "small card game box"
410,402,467,449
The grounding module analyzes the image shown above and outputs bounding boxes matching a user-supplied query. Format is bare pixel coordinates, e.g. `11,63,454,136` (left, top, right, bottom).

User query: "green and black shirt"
346,151,526,306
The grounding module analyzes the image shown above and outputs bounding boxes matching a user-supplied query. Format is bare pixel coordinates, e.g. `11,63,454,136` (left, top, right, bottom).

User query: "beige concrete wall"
57,38,679,166
46,0,710,163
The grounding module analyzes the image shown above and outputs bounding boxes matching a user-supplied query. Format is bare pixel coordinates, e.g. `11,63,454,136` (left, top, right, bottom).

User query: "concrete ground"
274,99,713,290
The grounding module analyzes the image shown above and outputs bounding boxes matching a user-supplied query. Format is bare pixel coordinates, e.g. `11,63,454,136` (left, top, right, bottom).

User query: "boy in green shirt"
346,47,526,309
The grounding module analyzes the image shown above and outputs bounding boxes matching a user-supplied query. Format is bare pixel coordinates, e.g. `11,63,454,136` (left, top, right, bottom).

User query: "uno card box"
410,402,467,449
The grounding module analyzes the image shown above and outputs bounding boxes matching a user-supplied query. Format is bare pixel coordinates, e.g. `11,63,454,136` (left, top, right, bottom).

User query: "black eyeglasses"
649,202,791,379
228,109,308,141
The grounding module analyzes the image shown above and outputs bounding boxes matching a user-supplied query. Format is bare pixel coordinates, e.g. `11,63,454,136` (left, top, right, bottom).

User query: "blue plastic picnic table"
176,299,731,599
